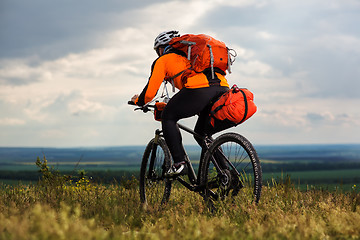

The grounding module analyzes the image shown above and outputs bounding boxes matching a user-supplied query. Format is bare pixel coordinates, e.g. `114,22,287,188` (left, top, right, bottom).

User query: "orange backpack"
210,85,257,131
169,34,234,80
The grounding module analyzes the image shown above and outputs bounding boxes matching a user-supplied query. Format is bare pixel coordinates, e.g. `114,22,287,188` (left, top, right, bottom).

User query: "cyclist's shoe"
165,161,187,177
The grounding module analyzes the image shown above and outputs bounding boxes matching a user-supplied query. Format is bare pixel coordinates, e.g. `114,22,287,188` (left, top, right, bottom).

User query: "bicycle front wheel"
139,137,172,209
200,132,262,204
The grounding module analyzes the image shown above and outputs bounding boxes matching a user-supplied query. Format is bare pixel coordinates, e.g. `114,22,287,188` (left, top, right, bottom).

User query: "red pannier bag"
209,85,257,131
154,102,167,121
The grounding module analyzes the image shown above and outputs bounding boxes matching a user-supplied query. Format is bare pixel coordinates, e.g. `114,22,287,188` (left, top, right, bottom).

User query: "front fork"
153,129,162,145
147,129,163,180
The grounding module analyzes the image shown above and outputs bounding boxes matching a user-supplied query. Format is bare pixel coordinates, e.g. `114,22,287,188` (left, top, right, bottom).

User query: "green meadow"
0,145,360,239
1,164,359,239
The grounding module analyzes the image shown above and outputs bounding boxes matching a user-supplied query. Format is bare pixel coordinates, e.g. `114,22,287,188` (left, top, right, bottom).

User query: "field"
1,144,359,190
0,145,359,239
1,165,360,239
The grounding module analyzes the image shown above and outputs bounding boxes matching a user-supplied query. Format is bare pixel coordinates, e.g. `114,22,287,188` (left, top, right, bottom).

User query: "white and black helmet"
154,30,180,49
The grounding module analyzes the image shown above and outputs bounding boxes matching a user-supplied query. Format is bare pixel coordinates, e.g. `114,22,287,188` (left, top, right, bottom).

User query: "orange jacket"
135,50,229,106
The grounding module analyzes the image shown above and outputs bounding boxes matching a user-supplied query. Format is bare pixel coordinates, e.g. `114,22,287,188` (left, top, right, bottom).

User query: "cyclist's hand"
129,94,139,105
131,94,139,103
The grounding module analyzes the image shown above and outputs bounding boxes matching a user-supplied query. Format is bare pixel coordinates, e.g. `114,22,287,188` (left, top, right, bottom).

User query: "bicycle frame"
152,122,230,197
131,102,262,205
151,123,200,190
131,82,251,199
174,123,201,187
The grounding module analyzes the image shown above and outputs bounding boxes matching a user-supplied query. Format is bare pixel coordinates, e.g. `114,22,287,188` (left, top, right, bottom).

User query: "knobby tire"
139,137,172,209
199,132,262,207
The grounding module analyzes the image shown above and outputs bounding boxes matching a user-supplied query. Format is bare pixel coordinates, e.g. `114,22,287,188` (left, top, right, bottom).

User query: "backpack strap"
165,69,186,92
209,91,228,116
169,69,186,80
238,89,248,124
210,102,225,116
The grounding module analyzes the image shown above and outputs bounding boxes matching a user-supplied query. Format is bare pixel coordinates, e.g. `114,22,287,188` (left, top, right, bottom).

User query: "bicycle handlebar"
128,101,155,113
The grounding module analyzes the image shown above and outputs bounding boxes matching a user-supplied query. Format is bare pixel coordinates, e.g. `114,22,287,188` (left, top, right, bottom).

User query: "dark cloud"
305,112,357,126
306,113,325,123
0,76,40,86
195,2,360,99
300,48,360,99
0,0,164,59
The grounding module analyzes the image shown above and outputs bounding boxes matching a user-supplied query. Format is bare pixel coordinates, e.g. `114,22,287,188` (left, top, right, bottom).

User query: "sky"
1,0,360,147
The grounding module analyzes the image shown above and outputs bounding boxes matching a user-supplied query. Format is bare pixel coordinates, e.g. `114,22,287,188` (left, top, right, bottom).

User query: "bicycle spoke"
200,133,262,205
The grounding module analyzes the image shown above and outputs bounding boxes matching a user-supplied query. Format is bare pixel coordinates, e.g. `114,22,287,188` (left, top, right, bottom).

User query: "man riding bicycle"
131,30,229,176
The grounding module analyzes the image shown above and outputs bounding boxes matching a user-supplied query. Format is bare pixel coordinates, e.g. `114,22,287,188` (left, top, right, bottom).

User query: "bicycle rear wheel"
139,137,172,209
200,132,262,204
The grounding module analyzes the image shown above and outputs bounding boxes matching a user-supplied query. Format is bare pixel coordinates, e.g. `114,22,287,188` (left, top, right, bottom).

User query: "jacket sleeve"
135,57,167,106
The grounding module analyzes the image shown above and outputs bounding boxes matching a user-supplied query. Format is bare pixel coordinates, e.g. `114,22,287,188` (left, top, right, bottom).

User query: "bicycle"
129,89,262,210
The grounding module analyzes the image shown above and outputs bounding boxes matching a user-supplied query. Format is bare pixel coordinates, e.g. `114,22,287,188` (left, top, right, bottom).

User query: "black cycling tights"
161,86,228,163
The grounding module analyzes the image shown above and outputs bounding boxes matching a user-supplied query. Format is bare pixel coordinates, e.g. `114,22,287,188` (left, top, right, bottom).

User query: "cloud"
0,0,359,146
0,0,168,59
236,60,274,76
0,118,25,126
22,90,120,125
305,112,360,127
0,58,45,86
194,1,360,100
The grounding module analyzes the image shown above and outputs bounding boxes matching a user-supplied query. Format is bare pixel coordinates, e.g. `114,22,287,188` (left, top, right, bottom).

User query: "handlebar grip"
128,101,136,105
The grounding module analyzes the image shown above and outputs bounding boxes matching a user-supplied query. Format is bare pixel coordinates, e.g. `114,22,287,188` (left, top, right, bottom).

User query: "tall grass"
0,157,359,239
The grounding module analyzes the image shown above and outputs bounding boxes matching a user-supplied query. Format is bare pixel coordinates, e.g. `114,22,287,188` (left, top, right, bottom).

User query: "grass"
1,180,360,239
263,169,360,192
0,158,359,239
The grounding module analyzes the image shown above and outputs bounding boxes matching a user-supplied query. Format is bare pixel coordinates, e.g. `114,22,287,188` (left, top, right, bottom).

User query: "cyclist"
131,30,229,176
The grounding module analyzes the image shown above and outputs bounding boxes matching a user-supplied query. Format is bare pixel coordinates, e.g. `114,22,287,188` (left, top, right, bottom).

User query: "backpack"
169,34,235,81
209,85,257,131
